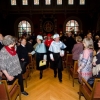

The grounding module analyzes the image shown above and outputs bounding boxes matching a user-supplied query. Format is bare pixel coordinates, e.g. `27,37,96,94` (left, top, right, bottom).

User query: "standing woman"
72,36,83,63
0,35,28,95
77,38,93,82
49,33,66,82
31,35,47,79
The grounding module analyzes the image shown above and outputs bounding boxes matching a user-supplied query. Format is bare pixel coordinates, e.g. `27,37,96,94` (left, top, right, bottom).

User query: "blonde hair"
83,38,93,49
76,36,82,42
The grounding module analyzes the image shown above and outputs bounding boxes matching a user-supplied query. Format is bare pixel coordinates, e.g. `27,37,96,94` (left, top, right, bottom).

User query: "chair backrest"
0,79,21,100
73,61,78,74
28,54,33,64
80,78,100,100
0,80,10,100
66,54,73,65
92,78,100,99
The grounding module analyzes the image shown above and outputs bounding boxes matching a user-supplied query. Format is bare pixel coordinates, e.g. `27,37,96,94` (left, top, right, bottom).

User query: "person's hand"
8,76,14,81
51,58,54,61
77,68,81,73
21,58,24,61
92,62,96,66
43,59,47,62
60,54,64,57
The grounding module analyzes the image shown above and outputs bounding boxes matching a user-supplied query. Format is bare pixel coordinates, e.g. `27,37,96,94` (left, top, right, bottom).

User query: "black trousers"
54,68,62,80
20,61,28,74
50,53,63,80
7,73,24,92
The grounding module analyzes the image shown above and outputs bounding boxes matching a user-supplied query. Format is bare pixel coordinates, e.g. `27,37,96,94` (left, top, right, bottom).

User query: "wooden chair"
79,78,100,100
69,61,78,87
22,65,30,88
66,54,73,71
62,51,67,68
0,79,21,100
28,54,35,73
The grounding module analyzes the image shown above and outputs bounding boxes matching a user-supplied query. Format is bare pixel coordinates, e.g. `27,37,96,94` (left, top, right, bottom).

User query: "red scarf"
5,46,16,56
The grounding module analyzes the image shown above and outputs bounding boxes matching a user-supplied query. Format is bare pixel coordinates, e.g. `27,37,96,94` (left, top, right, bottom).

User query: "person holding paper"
30,35,47,79
49,33,66,82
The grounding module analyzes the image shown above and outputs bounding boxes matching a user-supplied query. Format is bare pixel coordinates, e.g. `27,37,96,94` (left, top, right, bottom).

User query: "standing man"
17,38,29,74
49,33,66,82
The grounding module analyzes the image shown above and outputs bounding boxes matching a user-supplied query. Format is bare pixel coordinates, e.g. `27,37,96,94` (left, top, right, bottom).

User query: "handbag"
39,60,46,67
87,77,95,87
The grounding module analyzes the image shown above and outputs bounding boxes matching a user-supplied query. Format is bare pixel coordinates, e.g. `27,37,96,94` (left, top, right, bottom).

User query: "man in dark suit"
17,38,29,74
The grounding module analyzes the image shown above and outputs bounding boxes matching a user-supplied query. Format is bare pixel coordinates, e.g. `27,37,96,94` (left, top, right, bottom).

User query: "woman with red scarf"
0,35,28,96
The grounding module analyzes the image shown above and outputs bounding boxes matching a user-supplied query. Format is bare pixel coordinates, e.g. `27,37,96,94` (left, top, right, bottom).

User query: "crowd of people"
0,30,100,97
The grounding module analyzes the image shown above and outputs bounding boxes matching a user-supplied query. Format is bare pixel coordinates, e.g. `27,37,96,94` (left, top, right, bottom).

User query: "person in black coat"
65,32,76,54
26,38,34,53
17,38,29,74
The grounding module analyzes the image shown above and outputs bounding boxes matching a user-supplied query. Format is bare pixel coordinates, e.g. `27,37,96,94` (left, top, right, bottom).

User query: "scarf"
5,46,16,56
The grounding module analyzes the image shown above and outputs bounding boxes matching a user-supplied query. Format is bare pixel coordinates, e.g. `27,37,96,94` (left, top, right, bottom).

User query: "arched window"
66,20,79,34
18,20,31,37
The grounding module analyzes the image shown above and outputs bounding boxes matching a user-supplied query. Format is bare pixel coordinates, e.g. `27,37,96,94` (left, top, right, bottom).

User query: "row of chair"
65,54,100,100
64,54,78,87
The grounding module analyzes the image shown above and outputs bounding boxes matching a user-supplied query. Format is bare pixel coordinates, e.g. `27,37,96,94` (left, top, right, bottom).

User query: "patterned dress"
78,49,93,82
